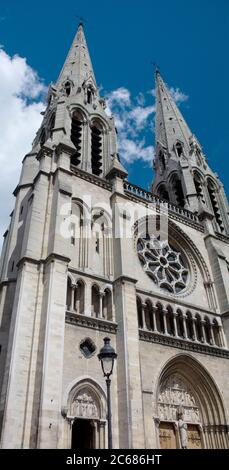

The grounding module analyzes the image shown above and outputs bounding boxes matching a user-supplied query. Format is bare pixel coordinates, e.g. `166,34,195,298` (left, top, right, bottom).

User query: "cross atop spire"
155,71,192,156
56,22,96,91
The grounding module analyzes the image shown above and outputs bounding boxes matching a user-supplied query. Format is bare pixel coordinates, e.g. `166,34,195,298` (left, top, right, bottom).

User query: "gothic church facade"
0,24,229,449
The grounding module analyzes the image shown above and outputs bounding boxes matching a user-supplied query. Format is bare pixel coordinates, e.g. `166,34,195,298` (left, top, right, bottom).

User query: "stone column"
193,318,197,341
71,285,75,311
152,307,158,332
201,320,207,343
99,292,104,319
209,323,215,345
99,421,106,449
142,303,147,330
219,325,226,348
162,309,168,335
173,312,178,337
84,280,92,317
182,314,188,339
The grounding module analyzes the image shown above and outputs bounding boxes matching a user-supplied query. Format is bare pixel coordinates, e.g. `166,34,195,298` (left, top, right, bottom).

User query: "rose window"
137,237,189,294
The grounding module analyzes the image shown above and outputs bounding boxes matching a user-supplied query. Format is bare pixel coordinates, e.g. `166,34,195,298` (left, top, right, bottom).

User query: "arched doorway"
155,355,228,449
71,419,95,449
62,380,107,449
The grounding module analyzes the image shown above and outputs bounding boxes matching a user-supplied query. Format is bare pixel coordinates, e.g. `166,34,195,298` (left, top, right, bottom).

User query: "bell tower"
152,71,229,235
32,23,117,177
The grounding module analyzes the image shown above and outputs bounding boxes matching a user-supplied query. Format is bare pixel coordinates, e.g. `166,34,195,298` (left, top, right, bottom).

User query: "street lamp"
98,337,117,449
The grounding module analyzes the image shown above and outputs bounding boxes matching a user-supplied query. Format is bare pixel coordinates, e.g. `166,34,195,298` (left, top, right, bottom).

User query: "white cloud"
169,87,189,104
0,48,46,244
105,83,188,167
120,138,155,164
148,86,188,104
129,105,155,129
106,87,155,166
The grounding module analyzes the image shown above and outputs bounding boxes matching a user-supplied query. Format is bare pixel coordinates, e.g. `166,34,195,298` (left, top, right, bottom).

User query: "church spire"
56,22,96,91
155,70,192,156
31,22,119,179
152,72,229,231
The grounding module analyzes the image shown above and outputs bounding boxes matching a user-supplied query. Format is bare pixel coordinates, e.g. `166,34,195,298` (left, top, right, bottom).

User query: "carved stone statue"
177,407,188,449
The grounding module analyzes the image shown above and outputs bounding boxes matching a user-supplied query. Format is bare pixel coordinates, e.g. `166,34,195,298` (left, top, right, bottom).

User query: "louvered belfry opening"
172,176,185,207
91,122,103,176
208,181,224,232
194,174,205,204
71,111,83,167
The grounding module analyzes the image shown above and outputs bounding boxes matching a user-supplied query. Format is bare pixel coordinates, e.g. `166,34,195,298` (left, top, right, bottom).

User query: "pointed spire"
155,71,192,155
56,23,96,90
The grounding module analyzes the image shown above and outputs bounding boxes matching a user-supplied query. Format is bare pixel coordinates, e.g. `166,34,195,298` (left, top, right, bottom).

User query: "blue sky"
0,0,228,224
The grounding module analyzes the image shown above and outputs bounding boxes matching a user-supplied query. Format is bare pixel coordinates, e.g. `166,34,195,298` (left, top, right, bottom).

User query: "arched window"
145,300,154,330
176,310,184,337
175,142,183,158
171,175,185,207
137,297,143,329
159,150,166,172
71,111,83,167
157,184,169,202
204,317,211,344
166,306,175,336
91,121,103,176
186,312,194,340
91,209,112,277
102,288,112,321
195,315,202,342
156,303,164,334
213,319,221,347
87,88,93,104
65,81,71,96
207,179,224,232
92,285,100,318
74,280,85,314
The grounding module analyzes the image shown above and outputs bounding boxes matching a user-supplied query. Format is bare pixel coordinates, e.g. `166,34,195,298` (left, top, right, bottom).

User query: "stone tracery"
137,236,189,294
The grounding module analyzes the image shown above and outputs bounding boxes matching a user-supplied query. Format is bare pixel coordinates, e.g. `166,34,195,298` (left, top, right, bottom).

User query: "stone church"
0,23,229,449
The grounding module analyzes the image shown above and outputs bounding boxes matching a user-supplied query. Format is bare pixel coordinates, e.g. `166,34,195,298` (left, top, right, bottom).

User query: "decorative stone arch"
62,78,74,96
61,377,107,449
174,140,185,159
69,105,89,123
154,354,228,449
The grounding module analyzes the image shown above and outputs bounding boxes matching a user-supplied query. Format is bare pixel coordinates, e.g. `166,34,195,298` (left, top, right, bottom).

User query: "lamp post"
98,337,117,449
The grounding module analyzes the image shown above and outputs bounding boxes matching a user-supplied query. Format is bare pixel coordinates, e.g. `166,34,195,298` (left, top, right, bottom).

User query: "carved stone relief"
71,388,99,419
158,375,201,423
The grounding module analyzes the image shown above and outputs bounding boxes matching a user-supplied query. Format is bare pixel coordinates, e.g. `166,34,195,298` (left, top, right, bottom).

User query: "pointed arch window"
91,120,103,176
175,142,183,158
71,111,83,167
87,88,93,104
171,174,185,207
65,81,71,97
157,184,169,202
137,297,143,329
159,150,166,172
